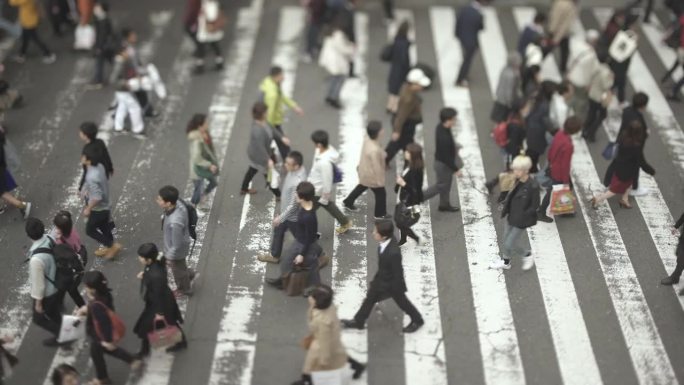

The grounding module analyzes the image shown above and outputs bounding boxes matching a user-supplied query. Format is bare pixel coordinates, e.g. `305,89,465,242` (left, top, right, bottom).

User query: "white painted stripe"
387,9,448,385
480,7,507,92
206,4,304,384
331,12,369,383
0,10,174,361
640,15,683,87
430,7,526,385
505,8,603,385
511,7,562,83
590,10,684,308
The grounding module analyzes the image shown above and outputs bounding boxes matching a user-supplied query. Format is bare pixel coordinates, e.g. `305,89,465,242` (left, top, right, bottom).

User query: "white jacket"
197,0,223,43
318,30,355,76
566,41,599,88
308,146,340,204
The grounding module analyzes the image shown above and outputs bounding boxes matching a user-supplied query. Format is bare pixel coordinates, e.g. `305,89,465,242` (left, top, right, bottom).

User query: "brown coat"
548,0,578,43
356,136,386,188
302,304,348,374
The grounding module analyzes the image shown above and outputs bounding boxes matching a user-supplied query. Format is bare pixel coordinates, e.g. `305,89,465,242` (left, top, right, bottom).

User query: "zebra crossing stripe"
430,7,526,385
639,15,683,88
331,12,370,383
207,3,303,384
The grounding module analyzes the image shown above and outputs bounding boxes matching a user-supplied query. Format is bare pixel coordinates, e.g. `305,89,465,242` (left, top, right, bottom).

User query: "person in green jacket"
186,113,219,207
259,66,304,158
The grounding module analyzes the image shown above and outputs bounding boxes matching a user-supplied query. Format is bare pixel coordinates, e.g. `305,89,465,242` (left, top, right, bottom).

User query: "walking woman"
291,285,365,385
394,143,423,246
0,128,31,218
187,113,219,207
134,243,186,357
591,120,655,209
490,155,540,271
240,102,288,197
318,14,355,109
386,20,411,114
76,271,141,385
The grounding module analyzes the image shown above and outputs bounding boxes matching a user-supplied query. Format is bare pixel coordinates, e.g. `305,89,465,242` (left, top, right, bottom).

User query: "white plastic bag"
58,315,86,343
74,24,95,50
311,368,351,385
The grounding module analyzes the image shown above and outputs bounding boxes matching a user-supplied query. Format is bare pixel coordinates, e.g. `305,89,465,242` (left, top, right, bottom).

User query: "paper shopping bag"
549,184,576,216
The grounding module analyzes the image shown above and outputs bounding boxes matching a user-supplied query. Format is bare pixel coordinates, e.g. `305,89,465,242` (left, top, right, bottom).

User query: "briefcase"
283,267,309,297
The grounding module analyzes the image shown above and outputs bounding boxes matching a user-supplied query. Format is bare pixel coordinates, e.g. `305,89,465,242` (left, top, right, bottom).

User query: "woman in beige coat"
293,285,365,385
342,121,388,219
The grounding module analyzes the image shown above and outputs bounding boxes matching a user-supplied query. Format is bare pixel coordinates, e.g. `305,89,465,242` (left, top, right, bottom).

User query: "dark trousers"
86,210,114,248
19,28,52,56
46,0,71,36
167,258,195,294
314,196,350,226
185,26,203,59
353,288,423,325
343,185,387,218
65,284,86,308
306,22,322,57
582,100,607,141
241,166,281,197
611,60,630,103
270,220,296,259
671,246,684,279
423,160,454,208
382,0,395,19
399,226,418,243
527,149,542,174
93,51,114,84
385,120,418,164
456,42,477,83
197,41,222,61
558,36,570,73
273,125,290,159
191,176,218,205
662,59,679,83
279,241,321,276
90,338,135,380
32,293,63,336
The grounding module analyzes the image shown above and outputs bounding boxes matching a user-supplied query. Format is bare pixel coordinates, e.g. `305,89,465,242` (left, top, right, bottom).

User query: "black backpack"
31,240,85,292
180,199,199,254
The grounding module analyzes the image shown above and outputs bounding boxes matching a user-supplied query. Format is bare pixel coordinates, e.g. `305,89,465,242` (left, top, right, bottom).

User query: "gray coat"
247,121,282,172
495,66,522,107
162,203,190,260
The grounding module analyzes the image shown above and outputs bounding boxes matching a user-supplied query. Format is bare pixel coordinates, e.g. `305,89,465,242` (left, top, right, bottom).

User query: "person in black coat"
660,212,684,290
524,82,555,173
490,155,540,271
454,0,486,87
423,107,462,212
386,21,411,114
91,1,117,88
395,143,424,246
611,92,649,195
340,219,424,333
134,243,185,357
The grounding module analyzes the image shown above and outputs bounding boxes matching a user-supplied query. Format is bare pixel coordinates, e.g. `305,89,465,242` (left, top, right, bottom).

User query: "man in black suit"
341,220,424,333
454,0,487,87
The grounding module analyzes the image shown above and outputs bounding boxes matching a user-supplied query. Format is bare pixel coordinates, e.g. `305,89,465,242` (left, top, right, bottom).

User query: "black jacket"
618,107,648,141
525,100,552,154
502,178,540,228
387,37,410,95
455,3,483,49
434,123,462,172
395,167,423,205
134,262,183,339
610,143,655,182
370,238,407,295
94,16,116,55
505,120,526,157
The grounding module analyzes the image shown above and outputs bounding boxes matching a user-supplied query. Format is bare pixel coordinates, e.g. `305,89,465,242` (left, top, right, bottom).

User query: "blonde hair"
510,155,532,172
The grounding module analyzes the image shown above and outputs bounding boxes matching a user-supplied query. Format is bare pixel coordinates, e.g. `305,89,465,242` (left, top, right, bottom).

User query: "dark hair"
309,284,334,309
310,130,329,148
53,210,73,238
287,151,303,167
83,270,113,304
186,113,207,133
138,242,164,263
25,217,45,240
296,181,315,201
618,119,646,146
82,144,101,166
395,20,410,40
374,219,394,239
79,121,98,141
158,185,179,204
439,107,457,123
533,11,547,24
366,120,382,139
51,363,79,385
252,102,267,120
270,65,283,77
557,81,571,95
405,142,424,170
563,116,582,135
632,92,649,109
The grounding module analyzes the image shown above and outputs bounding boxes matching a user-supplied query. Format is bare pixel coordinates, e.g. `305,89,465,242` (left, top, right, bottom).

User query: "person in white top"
318,17,355,108
566,29,599,126
195,0,225,73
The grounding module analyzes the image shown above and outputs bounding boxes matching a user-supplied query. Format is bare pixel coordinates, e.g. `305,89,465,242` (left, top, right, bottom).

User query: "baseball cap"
406,68,431,87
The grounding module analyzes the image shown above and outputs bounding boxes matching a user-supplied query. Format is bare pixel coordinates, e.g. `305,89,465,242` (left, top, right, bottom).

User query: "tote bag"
58,315,86,343
148,319,183,350
609,30,638,63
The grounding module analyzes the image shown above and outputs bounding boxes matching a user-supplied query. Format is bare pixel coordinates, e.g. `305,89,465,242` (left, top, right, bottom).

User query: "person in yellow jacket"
259,65,304,158
10,0,56,63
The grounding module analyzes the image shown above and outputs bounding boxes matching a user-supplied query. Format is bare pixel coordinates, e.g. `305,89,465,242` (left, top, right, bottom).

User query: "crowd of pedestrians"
1,0,684,384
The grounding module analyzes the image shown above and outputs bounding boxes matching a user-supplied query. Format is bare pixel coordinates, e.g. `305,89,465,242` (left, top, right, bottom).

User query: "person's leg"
241,166,259,191
105,346,135,364
93,53,106,84
94,210,114,247
31,29,52,56
404,227,419,241
126,94,145,134
343,184,367,207
204,175,218,195
399,227,408,243
19,28,30,56
662,59,679,83
434,161,454,208
263,173,281,198
67,284,86,307
643,0,653,22
272,125,290,158
559,36,570,73
672,76,684,97
279,242,299,276
32,297,61,336
382,0,395,20
502,224,526,262
456,43,476,84
385,139,401,164
671,247,684,280
167,258,192,293
114,92,128,131
592,190,615,205
538,184,553,215
583,100,600,140
353,289,381,325
86,210,113,247
392,292,423,324
90,338,109,380
371,187,387,217
270,220,289,259
321,200,349,225
191,179,204,206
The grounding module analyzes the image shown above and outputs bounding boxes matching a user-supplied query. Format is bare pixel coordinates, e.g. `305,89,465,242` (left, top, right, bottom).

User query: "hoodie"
308,146,340,205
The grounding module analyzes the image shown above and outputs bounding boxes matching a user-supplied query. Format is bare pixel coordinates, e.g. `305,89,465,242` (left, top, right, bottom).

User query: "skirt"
0,169,17,194
609,174,632,194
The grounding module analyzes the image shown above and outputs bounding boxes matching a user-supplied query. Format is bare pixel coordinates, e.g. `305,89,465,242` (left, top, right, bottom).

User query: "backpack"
180,199,199,254
31,240,84,292
665,20,681,49
90,301,126,343
331,162,343,184
493,120,509,148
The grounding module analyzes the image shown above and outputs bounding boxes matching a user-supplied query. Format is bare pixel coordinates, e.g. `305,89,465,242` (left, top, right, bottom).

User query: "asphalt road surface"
1,1,684,385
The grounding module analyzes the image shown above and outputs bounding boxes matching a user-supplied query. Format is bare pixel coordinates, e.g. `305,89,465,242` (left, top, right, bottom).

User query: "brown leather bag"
283,267,309,297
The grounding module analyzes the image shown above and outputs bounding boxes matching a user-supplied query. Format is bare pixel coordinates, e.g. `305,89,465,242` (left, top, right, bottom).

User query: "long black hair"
53,210,74,238
83,270,113,306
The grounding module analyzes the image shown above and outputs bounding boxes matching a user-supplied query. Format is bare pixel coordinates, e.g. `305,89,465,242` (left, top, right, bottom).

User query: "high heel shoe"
589,197,599,210
618,199,632,209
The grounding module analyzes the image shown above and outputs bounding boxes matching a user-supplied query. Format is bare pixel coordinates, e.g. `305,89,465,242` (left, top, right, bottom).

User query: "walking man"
309,130,352,234
259,66,304,158
340,219,424,333
258,150,308,264
10,0,56,64
342,121,388,219
454,0,485,87
157,185,197,297
548,0,579,73
422,107,462,212
81,146,121,260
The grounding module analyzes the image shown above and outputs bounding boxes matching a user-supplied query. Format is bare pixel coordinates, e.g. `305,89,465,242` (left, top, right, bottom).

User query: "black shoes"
402,320,424,333
265,277,283,290
340,319,365,330
537,212,554,223
438,205,460,212
660,276,680,286
349,360,366,379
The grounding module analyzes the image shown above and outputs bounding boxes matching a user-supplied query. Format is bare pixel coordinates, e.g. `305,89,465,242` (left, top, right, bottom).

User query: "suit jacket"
455,3,483,49
370,238,407,295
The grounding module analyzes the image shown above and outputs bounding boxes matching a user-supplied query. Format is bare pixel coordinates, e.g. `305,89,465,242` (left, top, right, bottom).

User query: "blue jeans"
191,176,218,205
326,75,345,102
502,223,529,261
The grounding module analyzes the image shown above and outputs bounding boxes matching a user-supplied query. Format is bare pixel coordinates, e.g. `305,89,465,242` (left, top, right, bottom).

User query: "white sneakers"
489,255,535,271
521,256,535,271
629,187,648,197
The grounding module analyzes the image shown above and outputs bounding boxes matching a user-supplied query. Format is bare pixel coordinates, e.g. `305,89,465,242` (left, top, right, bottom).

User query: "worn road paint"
430,7,526,385
640,16,682,89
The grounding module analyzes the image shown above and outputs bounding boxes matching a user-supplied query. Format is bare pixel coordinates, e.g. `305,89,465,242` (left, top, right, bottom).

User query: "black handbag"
394,187,420,228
